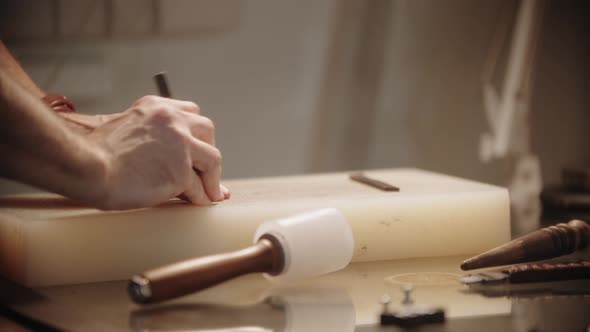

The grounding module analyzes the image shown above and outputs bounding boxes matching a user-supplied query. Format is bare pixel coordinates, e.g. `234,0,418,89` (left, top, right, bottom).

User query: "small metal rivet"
379,294,391,313
402,285,414,305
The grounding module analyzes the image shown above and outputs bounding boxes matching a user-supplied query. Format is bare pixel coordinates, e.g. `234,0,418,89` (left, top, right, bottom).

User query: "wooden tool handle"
532,219,590,257
461,219,590,270
128,235,284,304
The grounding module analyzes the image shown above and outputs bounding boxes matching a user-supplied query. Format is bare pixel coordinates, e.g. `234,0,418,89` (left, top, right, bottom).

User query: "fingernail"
213,192,224,202
220,184,230,199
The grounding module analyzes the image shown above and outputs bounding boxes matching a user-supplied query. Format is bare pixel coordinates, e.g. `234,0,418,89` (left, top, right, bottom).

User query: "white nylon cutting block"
0,168,510,286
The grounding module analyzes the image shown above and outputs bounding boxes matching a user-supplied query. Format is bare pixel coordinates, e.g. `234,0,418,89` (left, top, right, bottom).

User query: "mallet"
128,208,354,304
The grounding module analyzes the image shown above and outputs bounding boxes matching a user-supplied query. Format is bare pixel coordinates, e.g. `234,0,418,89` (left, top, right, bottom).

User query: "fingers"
168,101,213,145
221,184,231,199
186,115,215,146
180,177,229,205
188,137,224,202
167,99,200,115
135,95,214,145
180,172,212,205
132,95,225,204
134,95,201,114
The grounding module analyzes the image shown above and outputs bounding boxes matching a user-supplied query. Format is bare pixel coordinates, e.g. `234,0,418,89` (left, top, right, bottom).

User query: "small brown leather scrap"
505,261,590,283
41,94,76,113
349,173,399,192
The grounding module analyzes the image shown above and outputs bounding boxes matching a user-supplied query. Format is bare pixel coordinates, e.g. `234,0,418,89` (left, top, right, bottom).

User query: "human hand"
40,94,112,134
86,95,230,210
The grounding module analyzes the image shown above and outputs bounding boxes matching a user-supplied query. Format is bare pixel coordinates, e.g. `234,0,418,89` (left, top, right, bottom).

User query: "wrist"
67,136,112,209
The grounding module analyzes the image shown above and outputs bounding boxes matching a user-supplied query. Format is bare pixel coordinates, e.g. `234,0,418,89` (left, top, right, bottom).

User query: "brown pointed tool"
461,219,590,270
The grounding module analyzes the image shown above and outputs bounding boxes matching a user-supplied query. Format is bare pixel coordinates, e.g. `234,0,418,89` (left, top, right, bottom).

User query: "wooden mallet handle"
128,235,284,304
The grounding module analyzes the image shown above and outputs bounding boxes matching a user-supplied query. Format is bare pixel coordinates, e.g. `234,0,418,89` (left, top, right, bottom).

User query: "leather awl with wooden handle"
128,208,354,304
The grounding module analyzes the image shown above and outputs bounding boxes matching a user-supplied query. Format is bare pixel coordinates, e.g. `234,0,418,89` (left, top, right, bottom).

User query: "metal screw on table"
401,285,414,305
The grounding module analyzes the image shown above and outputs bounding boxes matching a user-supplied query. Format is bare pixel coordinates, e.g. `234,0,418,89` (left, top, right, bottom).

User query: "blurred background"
0,0,589,222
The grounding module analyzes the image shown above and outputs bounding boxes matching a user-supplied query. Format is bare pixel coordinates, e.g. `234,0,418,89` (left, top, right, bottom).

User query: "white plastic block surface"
0,169,510,286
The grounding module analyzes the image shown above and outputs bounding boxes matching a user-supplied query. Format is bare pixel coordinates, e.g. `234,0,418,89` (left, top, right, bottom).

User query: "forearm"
0,40,45,98
0,41,123,134
0,69,107,204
